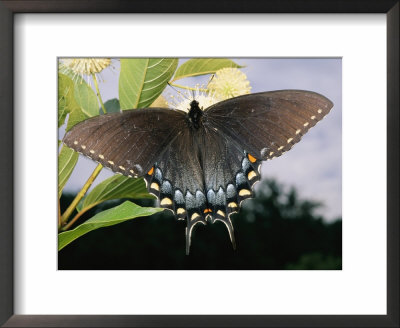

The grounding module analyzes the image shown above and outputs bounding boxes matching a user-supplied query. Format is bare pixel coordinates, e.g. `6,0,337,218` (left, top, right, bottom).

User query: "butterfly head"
190,99,200,108
188,100,203,129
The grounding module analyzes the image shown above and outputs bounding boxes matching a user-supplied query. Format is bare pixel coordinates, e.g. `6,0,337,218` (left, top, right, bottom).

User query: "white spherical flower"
208,67,251,100
169,86,221,112
59,58,112,83
60,58,111,75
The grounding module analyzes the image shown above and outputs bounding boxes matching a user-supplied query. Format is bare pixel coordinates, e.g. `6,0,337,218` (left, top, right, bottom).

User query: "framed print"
1,1,398,327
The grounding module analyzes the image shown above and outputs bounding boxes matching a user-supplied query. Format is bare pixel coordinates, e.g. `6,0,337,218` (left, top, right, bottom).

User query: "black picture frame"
1,1,398,327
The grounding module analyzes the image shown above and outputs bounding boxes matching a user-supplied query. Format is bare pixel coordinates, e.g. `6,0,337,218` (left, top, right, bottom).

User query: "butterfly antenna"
206,74,215,88
167,82,191,101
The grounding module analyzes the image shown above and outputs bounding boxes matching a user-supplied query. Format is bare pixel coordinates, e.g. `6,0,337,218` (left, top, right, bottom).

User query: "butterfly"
63,90,333,254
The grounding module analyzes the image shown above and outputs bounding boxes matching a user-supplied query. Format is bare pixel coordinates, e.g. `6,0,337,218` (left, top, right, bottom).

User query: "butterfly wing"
197,90,333,248
63,90,334,254
142,128,208,254
63,108,186,177
197,126,261,249
64,107,208,254
204,90,334,161
142,125,259,254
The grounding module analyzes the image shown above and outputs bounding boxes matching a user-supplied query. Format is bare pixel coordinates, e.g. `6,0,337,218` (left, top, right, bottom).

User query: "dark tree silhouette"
59,179,342,270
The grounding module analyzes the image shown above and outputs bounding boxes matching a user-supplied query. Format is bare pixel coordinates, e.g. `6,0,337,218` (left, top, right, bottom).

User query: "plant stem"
58,198,61,229
61,202,100,231
169,83,208,93
60,164,103,227
92,73,107,114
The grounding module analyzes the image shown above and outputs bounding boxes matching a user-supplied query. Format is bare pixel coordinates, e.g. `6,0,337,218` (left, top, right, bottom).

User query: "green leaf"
76,197,86,212
58,145,79,198
102,98,120,113
172,58,243,82
80,175,154,211
119,58,178,110
58,96,68,128
58,201,163,250
58,73,89,131
66,105,89,131
74,81,99,117
58,73,77,127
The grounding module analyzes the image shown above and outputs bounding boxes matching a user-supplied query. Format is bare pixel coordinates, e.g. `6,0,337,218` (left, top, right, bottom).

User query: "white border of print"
14,14,386,315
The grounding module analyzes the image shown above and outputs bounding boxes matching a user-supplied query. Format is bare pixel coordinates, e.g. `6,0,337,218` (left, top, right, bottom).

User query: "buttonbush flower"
59,58,112,83
169,86,220,112
208,67,251,100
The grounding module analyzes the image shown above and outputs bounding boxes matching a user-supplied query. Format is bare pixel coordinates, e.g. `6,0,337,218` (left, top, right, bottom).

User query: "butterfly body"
63,90,333,254
187,100,204,129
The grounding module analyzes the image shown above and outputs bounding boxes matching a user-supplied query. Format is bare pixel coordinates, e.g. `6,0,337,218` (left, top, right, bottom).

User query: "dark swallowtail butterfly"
63,90,333,254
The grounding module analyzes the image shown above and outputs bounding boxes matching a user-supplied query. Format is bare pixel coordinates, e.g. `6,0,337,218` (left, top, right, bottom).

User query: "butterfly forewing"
204,90,334,161
63,108,186,177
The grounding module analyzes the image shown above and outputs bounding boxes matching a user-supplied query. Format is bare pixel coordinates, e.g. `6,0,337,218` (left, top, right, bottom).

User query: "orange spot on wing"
147,167,154,175
248,153,257,163
204,208,212,214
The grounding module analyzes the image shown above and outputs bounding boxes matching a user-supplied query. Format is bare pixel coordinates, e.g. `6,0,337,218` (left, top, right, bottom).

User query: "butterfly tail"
185,226,192,256
213,216,236,250
185,214,206,255
226,218,236,250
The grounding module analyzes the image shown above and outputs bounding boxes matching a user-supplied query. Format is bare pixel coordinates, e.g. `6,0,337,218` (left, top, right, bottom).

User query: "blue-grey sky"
61,58,342,221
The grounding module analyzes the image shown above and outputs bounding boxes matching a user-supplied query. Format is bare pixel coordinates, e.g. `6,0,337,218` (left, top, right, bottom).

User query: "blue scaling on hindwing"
143,151,262,254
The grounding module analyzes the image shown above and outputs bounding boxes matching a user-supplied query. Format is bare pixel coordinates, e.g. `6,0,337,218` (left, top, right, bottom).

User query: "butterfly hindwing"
199,125,261,224
142,124,263,253
143,129,207,254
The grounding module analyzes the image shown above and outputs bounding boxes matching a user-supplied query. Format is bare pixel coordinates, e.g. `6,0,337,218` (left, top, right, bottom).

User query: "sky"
61,58,342,221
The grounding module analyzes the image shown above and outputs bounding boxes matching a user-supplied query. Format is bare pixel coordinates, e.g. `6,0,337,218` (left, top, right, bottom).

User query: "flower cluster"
59,58,111,83
208,67,251,100
169,67,251,111
169,86,221,112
